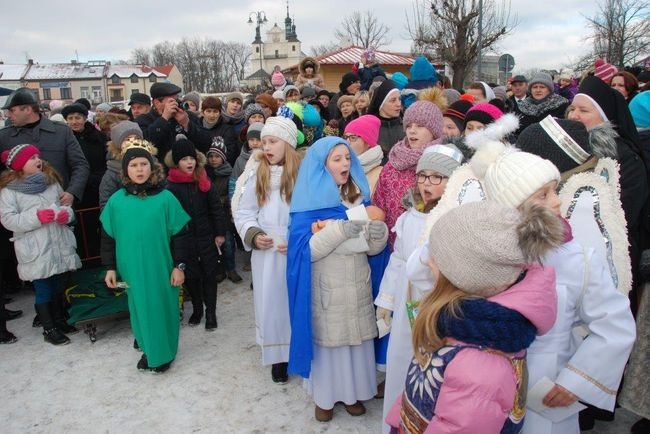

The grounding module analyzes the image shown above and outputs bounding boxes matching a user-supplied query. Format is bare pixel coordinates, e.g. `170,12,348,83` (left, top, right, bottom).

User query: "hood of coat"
299,56,320,76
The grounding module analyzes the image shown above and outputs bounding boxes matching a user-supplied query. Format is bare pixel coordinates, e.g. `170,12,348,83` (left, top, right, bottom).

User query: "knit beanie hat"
464,103,504,128
301,87,317,99
339,72,361,94
201,96,221,111
529,73,555,93
409,56,437,82
444,100,473,131
637,71,650,85
244,103,266,123
1,144,40,171
629,91,650,128
121,138,156,174
61,103,89,119
391,72,409,90
261,116,298,149
283,85,300,99
403,100,444,139
368,79,399,116
429,200,564,296
443,89,461,105
594,59,618,84
171,138,197,165
255,93,278,115
207,137,228,161
416,144,464,176
247,122,264,140
182,91,201,110
272,90,285,100
344,115,381,147
96,102,112,112
110,120,143,148
224,92,244,106
271,71,286,88
337,95,354,110
492,86,508,101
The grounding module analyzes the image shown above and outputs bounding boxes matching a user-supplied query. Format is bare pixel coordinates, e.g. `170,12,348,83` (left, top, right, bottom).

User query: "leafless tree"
310,43,340,57
406,0,516,88
585,0,650,67
334,10,392,49
150,41,177,67
130,48,150,65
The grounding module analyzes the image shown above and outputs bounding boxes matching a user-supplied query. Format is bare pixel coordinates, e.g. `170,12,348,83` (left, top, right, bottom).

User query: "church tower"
250,1,302,74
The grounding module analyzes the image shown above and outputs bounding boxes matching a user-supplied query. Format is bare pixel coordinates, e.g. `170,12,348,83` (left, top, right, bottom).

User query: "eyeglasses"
417,174,446,185
343,134,360,141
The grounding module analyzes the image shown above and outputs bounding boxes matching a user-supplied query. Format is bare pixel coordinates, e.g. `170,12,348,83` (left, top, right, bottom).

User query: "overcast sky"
2,0,597,73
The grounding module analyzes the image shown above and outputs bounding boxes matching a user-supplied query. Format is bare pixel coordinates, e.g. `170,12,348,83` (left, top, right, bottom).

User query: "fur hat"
344,115,381,147
416,144,464,176
244,103,266,123
255,93,278,115
61,103,89,119
516,116,617,173
464,103,504,128
171,138,197,165
182,91,201,110
444,100,473,131
1,144,40,171
247,122,264,140
339,72,361,94
75,98,91,110
337,95,355,110
529,73,554,93
261,116,298,149
429,201,564,296
110,120,143,149
207,137,228,161
403,100,444,140
594,59,618,84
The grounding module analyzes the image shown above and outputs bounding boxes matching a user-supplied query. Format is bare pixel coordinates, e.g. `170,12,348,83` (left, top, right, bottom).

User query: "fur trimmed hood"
164,149,207,169
299,57,320,76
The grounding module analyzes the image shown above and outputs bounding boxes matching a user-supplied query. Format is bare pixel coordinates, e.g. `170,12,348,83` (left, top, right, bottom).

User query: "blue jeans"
223,230,236,272
33,274,62,304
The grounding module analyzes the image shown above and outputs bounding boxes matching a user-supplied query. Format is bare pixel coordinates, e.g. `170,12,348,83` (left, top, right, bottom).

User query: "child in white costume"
375,144,464,433
233,117,301,384
471,117,636,434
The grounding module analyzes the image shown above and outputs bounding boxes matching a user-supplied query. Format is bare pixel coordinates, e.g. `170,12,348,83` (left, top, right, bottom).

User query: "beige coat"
309,218,387,347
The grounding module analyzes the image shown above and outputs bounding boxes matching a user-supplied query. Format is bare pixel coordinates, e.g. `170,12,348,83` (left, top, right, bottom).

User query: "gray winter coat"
309,219,387,347
0,117,90,201
99,159,122,209
0,183,81,281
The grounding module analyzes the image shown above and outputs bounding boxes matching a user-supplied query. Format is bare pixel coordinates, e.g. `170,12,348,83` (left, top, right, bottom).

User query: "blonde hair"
254,141,301,206
353,90,370,115
0,161,62,190
412,273,475,365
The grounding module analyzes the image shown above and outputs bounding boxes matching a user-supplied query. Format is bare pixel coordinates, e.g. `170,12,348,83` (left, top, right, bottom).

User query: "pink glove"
36,209,55,224
56,209,70,225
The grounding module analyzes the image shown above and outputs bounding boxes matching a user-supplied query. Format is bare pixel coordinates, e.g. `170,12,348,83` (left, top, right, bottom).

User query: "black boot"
186,279,203,326
32,304,41,327
271,362,288,384
203,280,217,331
36,303,70,346
51,294,78,334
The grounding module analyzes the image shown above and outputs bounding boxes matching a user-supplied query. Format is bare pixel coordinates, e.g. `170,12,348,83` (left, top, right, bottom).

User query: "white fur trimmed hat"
261,116,298,149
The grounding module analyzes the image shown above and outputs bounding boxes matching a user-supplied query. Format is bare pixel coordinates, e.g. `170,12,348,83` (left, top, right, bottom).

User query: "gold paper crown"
120,138,158,158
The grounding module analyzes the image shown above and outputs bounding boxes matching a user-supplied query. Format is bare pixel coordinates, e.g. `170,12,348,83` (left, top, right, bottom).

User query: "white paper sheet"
377,318,391,338
527,377,587,423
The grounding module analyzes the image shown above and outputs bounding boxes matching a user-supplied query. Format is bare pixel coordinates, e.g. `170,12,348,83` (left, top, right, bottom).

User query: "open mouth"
340,170,349,179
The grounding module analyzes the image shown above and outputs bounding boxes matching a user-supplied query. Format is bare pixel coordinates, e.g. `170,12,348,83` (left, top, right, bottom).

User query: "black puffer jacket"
165,178,226,280
200,117,240,167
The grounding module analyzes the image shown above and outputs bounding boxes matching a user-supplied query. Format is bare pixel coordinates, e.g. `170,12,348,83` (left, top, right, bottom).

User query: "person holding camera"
135,83,212,162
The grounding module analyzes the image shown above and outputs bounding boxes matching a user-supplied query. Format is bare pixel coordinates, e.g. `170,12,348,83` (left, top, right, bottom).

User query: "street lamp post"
248,11,268,89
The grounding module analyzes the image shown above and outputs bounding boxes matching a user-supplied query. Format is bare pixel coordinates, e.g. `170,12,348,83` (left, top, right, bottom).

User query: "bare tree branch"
334,10,392,48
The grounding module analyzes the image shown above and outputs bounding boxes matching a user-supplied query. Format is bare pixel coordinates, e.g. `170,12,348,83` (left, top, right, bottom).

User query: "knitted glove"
341,220,365,238
36,209,55,224
56,209,70,225
368,220,387,241
376,307,392,326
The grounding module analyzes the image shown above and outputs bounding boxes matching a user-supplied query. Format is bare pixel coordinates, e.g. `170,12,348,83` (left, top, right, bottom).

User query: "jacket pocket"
58,226,78,256
12,234,39,263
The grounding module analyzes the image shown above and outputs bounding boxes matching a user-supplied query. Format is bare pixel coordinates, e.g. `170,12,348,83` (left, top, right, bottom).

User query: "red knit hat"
1,144,40,171
344,115,381,147
594,59,618,84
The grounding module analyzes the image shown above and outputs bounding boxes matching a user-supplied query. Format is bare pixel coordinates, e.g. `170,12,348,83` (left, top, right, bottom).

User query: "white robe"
524,239,636,434
233,166,290,366
374,208,428,434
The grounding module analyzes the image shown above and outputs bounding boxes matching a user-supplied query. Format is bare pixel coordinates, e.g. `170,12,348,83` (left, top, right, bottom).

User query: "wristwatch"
175,262,187,272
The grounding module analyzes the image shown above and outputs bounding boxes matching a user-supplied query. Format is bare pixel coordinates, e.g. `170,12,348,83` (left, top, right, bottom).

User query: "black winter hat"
61,103,89,119
171,138,197,165
150,82,182,99
129,92,151,106
74,98,91,110
368,79,398,116
1,87,38,109
339,72,360,94
444,100,473,131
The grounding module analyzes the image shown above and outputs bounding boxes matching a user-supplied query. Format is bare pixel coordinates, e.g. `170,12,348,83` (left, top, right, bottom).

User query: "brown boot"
315,405,333,422
344,401,366,416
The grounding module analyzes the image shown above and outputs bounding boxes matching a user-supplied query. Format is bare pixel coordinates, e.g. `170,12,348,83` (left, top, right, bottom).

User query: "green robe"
100,189,190,367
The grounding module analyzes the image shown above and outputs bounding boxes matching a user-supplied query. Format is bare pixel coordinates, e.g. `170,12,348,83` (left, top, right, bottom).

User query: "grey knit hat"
182,91,201,110
244,103,266,123
429,201,564,296
529,72,554,93
416,144,464,177
110,120,143,148
261,116,297,148
247,122,264,140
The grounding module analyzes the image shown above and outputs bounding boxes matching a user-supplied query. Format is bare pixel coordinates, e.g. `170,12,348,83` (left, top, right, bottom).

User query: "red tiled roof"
316,46,415,66
154,64,175,75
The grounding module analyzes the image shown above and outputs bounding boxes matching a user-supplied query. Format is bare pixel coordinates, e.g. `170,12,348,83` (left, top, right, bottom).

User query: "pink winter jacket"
386,264,557,433
372,162,416,249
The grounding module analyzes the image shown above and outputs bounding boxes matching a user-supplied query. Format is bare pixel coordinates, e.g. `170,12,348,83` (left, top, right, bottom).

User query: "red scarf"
167,167,211,193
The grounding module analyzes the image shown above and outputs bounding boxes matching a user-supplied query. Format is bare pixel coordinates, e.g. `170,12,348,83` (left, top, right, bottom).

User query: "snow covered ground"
1,260,639,433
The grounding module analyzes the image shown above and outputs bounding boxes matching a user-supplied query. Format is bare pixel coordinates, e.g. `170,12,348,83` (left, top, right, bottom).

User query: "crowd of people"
1,48,650,433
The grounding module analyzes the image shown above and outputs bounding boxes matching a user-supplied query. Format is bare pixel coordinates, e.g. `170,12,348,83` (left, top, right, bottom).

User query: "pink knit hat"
594,59,618,84
1,144,40,171
344,115,381,147
464,103,504,128
403,101,444,140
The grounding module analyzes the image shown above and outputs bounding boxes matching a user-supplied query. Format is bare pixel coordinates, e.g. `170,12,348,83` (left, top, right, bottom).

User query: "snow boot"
51,294,78,335
186,280,203,326
204,281,218,331
271,362,288,384
36,303,70,346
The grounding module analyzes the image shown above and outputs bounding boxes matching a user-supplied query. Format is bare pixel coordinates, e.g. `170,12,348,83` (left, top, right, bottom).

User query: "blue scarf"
6,172,48,194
